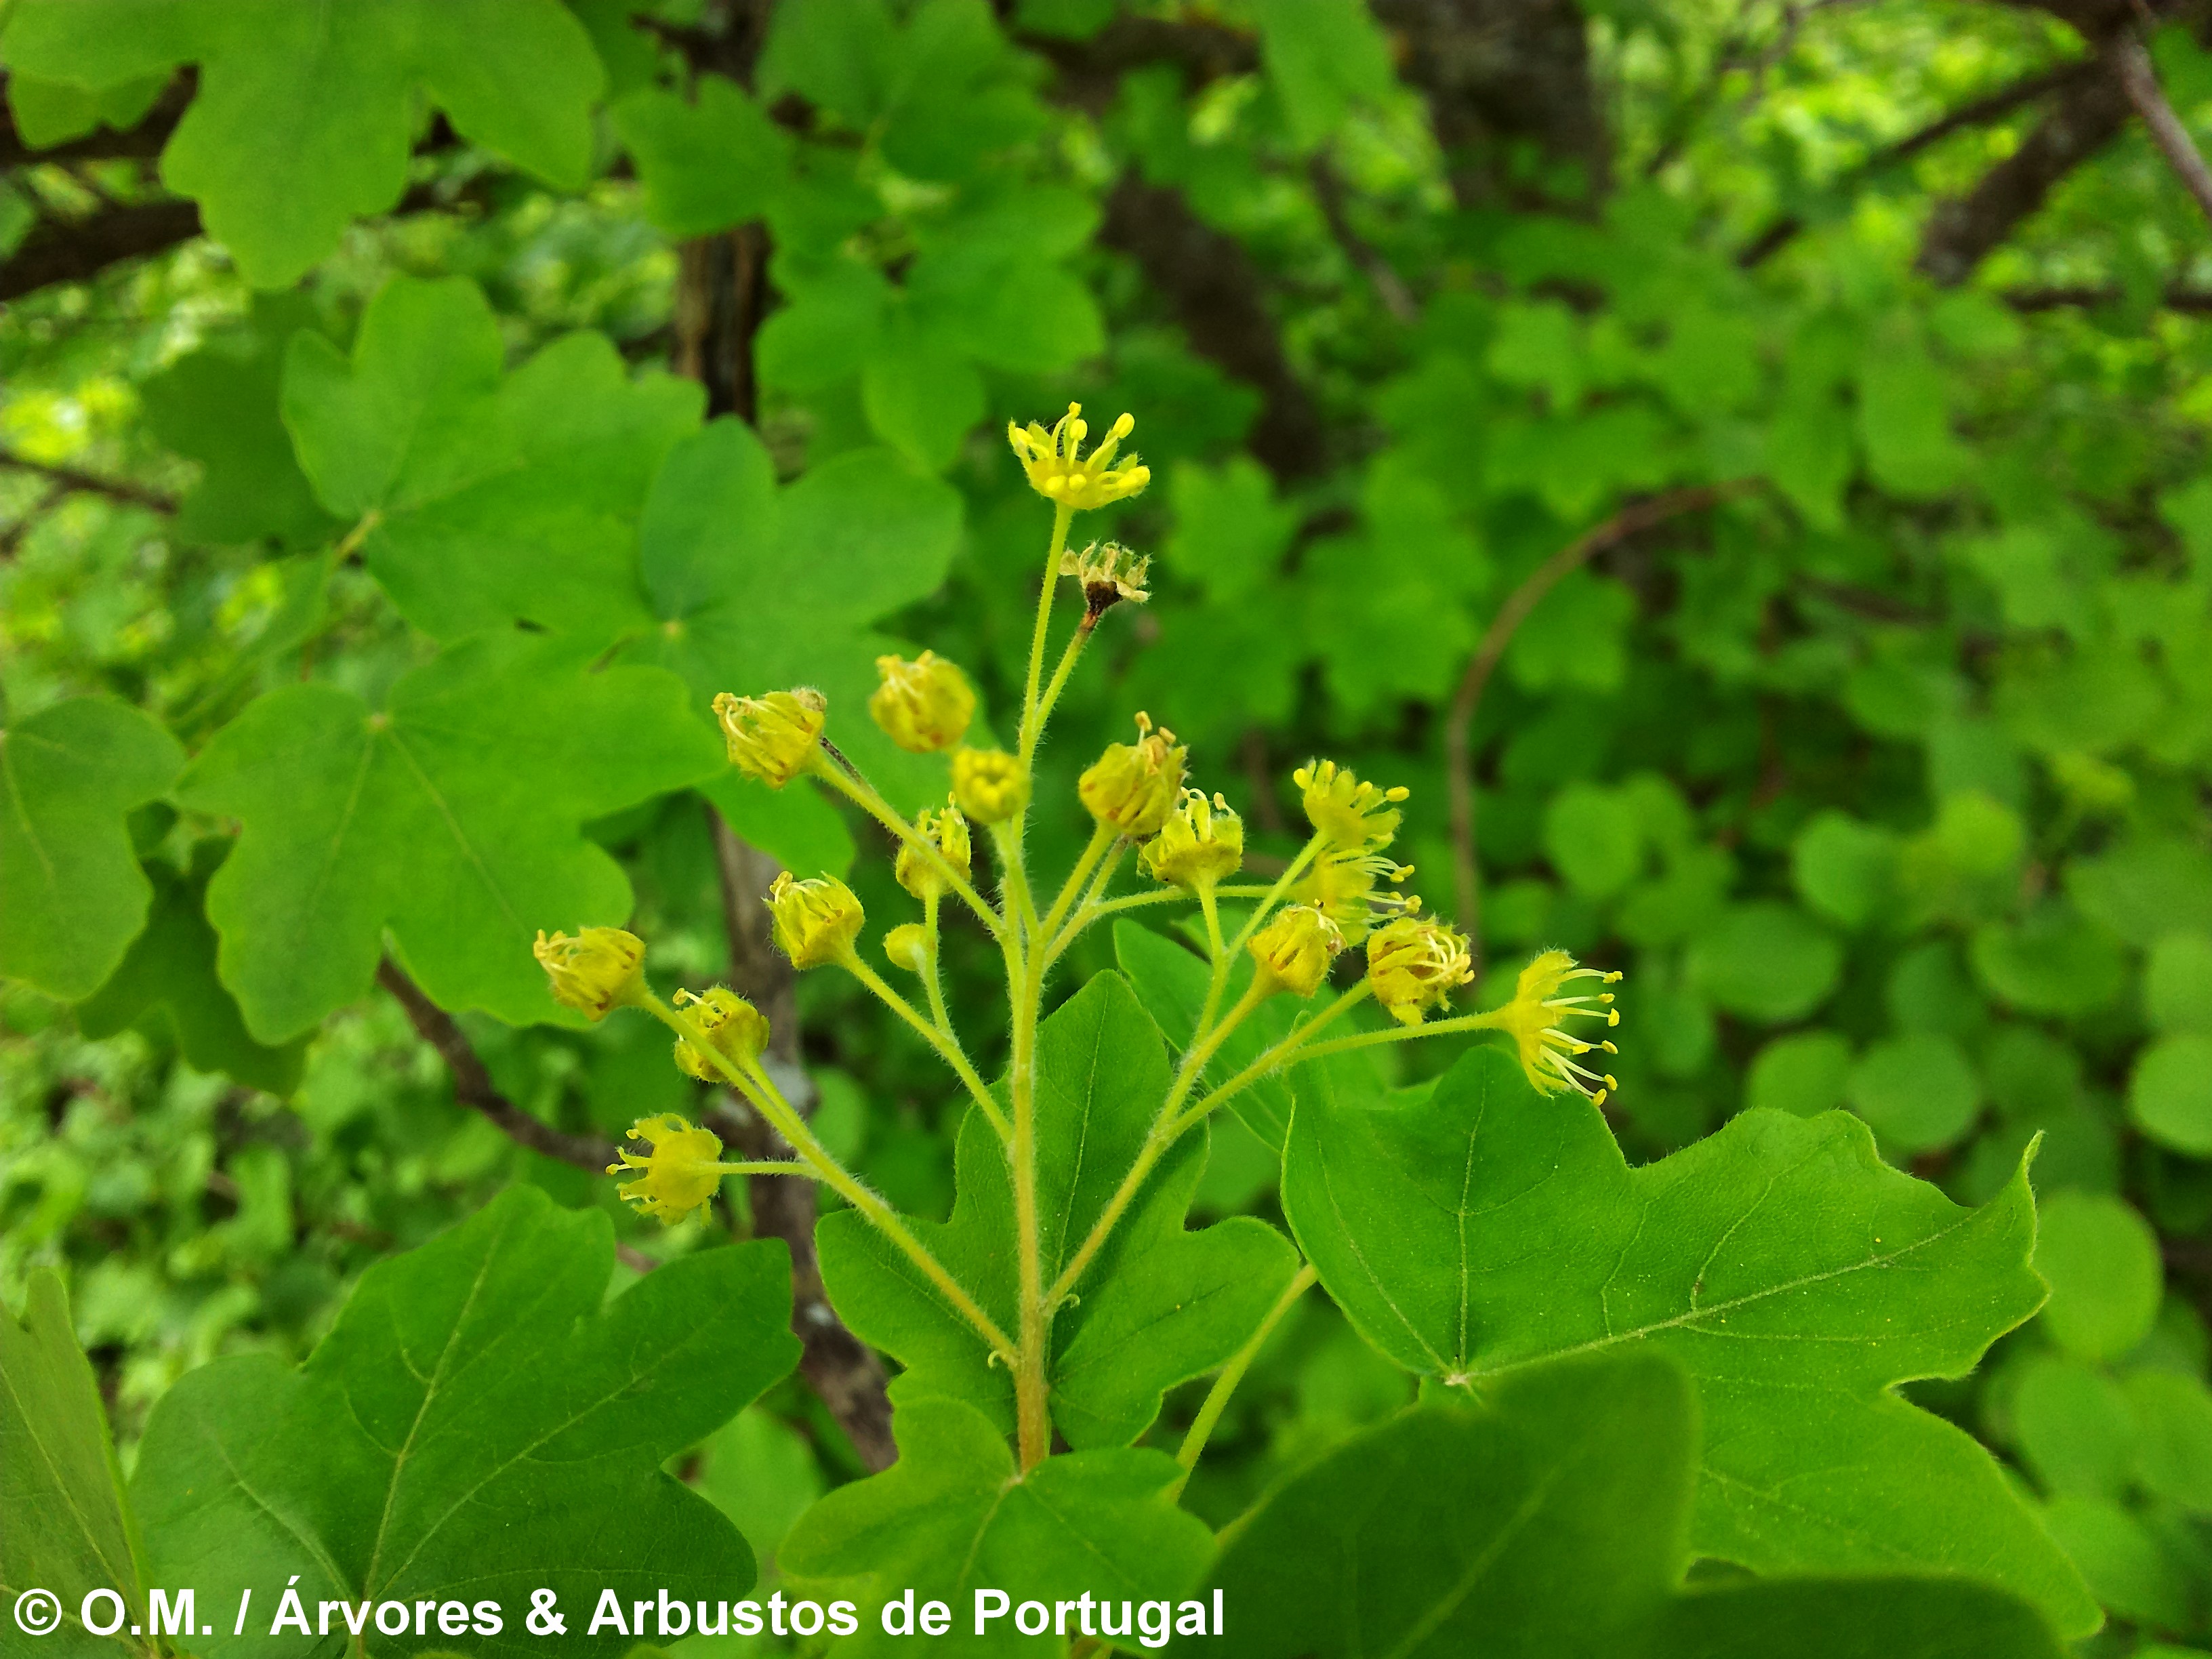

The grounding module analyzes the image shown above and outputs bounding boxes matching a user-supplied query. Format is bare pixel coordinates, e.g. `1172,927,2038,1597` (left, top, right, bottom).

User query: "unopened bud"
951,747,1030,825
897,801,973,900
884,923,933,974
870,651,976,754
768,872,864,969
1080,713,1186,840
714,688,827,787
1248,905,1344,999
670,987,771,1080
1141,790,1244,890
533,927,646,1019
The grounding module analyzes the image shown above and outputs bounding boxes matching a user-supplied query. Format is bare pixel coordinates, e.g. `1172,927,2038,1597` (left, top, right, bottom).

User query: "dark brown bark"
0,197,202,302
1100,176,1329,482
0,444,177,513
375,960,619,1172
1739,60,2096,268
0,72,190,169
1372,0,1610,208
674,226,772,423
1917,65,2131,286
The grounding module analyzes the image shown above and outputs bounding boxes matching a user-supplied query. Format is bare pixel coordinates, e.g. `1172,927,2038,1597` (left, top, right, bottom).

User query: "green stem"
919,891,960,1043
838,948,1010,1140
1033,615,1093,751
1043,839,1133,964
1170,1263,1317,1498
811,757,1002,938
1040,821,1115,949
1225,837,1325,958
1008,924,1051,1469
1170,982,1375,1137
1286,1004,1511,1067
993,818,1041,942
1018,503,1076,762
639,995,1015,1357
1200,883,1226,962
706,1160,819,1176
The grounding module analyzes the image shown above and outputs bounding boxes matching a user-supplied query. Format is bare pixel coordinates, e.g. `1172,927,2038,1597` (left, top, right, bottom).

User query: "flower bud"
1365,916,1474,1027
768,872,864,969
1248,905,1344,999
1006,404,1149,511
897,801,972,901
1080,714,1186,840
951,747,1030,825
533,926,646,1019
1293,758,1408,850
713,688,827,787
1141,790,1244,890
607,1113,724,1223
884,923,933,974
670,987,771,1081
870,651,976,754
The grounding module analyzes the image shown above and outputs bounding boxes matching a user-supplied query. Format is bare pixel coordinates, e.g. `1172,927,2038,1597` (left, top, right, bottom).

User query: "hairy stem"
837,949,1010,1140
1169,981,1374,1137
1019,503,1076,762
811,757,1002,937
1040,821,1116,948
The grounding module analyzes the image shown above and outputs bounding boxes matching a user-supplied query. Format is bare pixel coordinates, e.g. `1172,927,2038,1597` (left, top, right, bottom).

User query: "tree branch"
2115,35,2212,228
1446,487,1742,959
1916,64,2131,285
0,444,176,513
0,73,191,169
1739,60,2095,267
375,960,619,1172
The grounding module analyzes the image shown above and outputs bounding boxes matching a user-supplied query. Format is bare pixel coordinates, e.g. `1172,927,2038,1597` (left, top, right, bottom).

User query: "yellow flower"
768,872,864,969
1007,404,1150,510
1061,541,1151,617
713,689,827,787
532,927,646,1019
1294,759,1408,850
869,651,976,754
1079,714,1187,840
951,747,1030,825
670,987,770,1082
1294,844,1418,945
884,922,933,974
1494,949,1622,1104
607,1113,726,1223
1366,916,1474,1027
1141,790,1244,890
1249,905,1345,999
896,800,972,901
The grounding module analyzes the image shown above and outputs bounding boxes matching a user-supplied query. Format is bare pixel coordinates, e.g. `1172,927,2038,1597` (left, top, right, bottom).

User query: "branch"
2116,35,2212,228
1916,64,2131,285
374,960,618,1172
1446,486,1743,957
0,72,191,169
1100,176,1329,482
0,195,203,302
2003,281,2212,310
1739,60,2095,268
0,444,176,513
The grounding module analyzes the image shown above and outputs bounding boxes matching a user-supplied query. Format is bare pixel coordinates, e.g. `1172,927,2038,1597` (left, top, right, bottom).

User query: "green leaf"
1164,456,1298,602
140,299,342,549
2012,1355,2136,1499
75,842,308,1094
2147,932,2212,1033
283,276,700,642
1278,1045,2097,1635
1544,781,1643,898
1845,1032,1980,1155
176,632,722,1042
131,1186,800,1659
611,77,792,239
2125,1368,2212,1514
2070,836,2212,946
1,697,186,1001
1792,811,1899,930
2033,1191,2160,1362
818,972,1300,1448
1207,1351,2066,1659
779,1397,1213,1657
1685,901,1843,1022
632,419,962,802
5,70,164,147
1970,903,2125,1017
1115,920,1296,1150
2130,1032,2212,1155
1746,1029,1853,1115
0,0,606,287
1,1271,145,1659
2039,1496,2188,1630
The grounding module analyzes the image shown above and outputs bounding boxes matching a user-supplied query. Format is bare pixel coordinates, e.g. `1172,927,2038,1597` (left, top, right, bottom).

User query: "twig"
0,444,176,514
2115,37,2212,230
375,960,617,1172
1446,486,1744,958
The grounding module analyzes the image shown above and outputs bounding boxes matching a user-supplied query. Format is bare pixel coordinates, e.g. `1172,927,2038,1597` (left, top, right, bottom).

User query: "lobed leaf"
1279,1044,2099,1636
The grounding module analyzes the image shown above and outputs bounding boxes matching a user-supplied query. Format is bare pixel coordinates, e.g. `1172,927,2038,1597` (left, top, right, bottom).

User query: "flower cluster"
529,402,1626,1254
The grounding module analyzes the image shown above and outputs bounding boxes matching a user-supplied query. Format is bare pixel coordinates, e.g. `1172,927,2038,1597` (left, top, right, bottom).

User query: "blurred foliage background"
7,0,2212,1648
